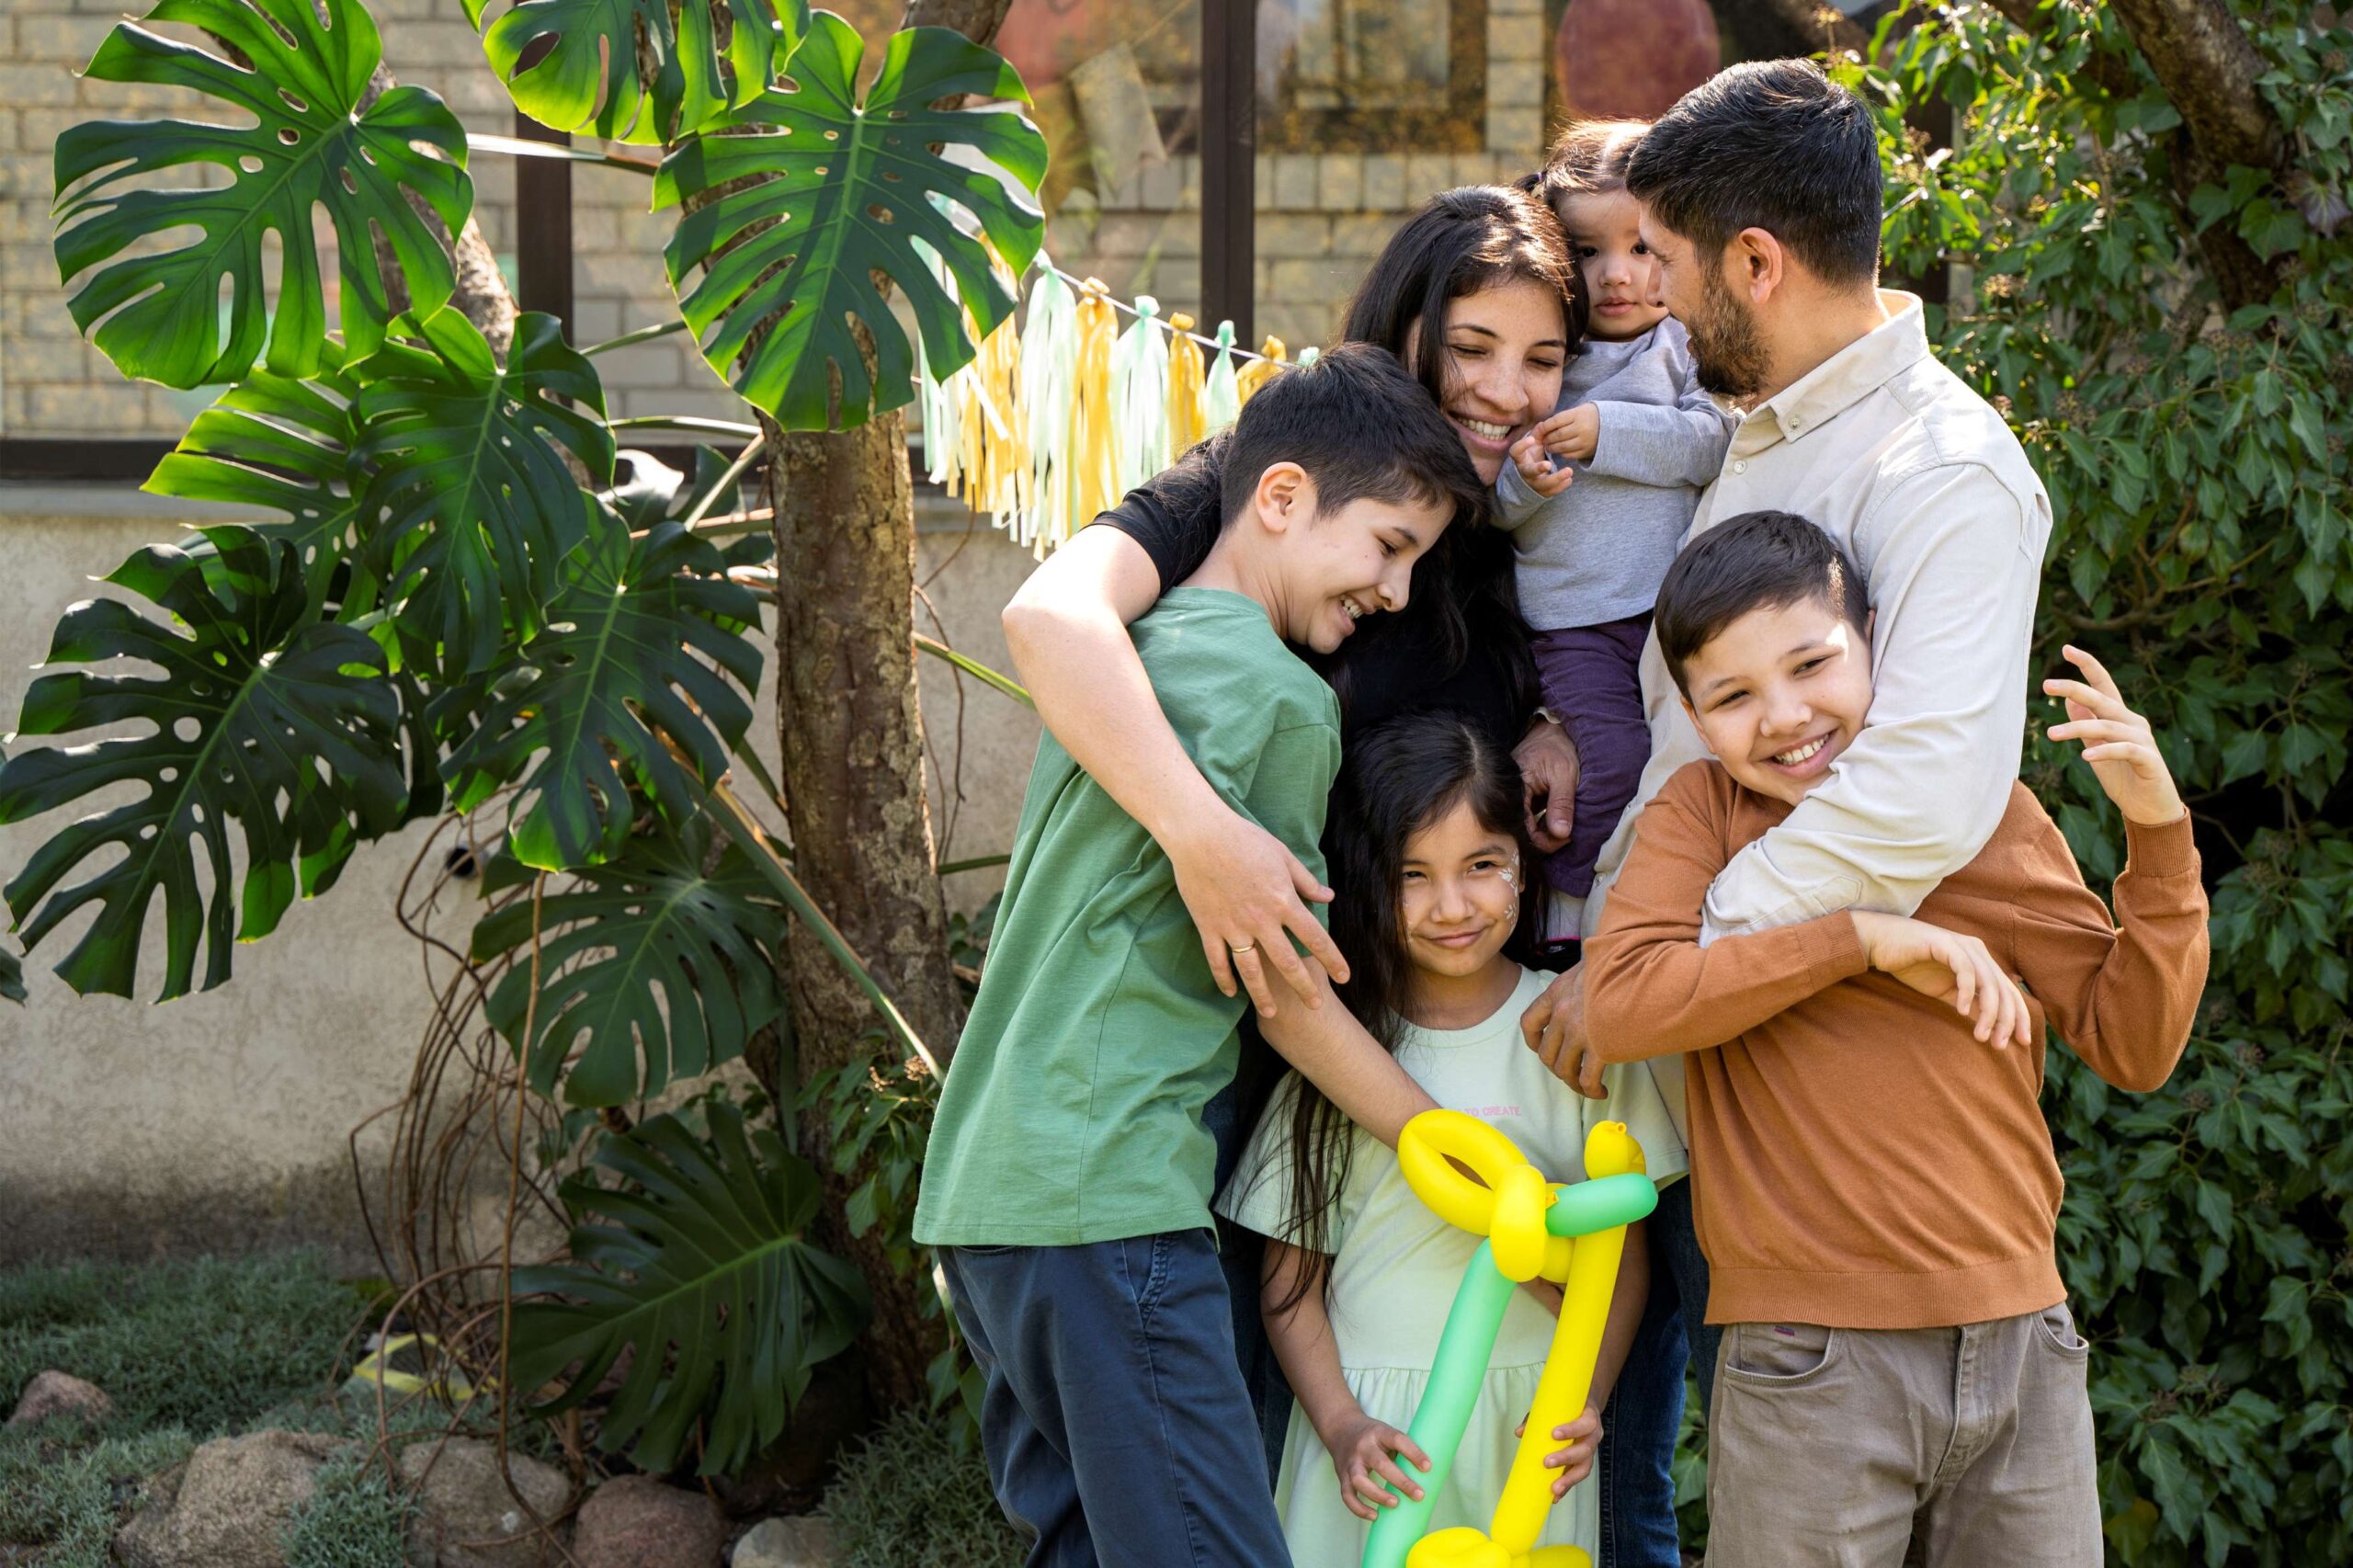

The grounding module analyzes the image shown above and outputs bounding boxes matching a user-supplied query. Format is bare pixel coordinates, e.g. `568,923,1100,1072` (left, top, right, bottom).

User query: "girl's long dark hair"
1322,186,1577,722
1261,713,1540,1315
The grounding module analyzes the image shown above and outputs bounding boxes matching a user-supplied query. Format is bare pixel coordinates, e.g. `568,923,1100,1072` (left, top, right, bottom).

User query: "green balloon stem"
1358,1172,1659,1567
1362,1238,1514,1568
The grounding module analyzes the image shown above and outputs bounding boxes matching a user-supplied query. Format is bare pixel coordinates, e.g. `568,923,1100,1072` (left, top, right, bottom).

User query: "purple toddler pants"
1530,613,1654,897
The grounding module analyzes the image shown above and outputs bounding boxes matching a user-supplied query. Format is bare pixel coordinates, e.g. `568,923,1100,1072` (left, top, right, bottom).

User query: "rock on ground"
114,1429,342,1568
572,1473,730,1568
398,1437,574,1568
730,1515,835,1568
6,1369,114,1428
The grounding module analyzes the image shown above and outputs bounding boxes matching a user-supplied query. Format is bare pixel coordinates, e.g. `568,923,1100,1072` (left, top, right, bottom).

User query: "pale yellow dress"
1215,966,1688,1568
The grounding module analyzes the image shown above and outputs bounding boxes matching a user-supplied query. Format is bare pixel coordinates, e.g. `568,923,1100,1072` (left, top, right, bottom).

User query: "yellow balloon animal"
1358,1109,1655,1568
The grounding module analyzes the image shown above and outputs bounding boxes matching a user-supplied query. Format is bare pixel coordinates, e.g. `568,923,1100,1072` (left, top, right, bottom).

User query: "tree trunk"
765,405,963,1414
756,0,1017,1417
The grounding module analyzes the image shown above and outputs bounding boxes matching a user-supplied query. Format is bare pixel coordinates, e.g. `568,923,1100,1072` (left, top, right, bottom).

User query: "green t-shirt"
913,588,1343,1247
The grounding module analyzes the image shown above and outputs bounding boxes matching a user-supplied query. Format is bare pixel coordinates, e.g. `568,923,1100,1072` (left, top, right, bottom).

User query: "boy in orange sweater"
1583,509,2208,1568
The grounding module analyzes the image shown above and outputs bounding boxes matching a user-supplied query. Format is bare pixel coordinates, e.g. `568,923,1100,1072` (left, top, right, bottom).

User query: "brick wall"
5,0,1563,441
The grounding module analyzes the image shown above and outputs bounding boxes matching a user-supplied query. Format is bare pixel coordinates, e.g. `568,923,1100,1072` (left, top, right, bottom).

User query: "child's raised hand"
1325,1413,1431,1521
2044,644,2185,826
1532,403,1600,465
1849,911,2033,1049
1509,429,1574,498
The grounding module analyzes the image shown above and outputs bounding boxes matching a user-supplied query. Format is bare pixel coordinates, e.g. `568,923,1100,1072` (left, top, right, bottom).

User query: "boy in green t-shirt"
914,344,1490,1564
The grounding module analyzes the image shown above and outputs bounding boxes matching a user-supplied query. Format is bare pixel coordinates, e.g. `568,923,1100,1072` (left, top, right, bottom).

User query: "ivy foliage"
1852,6,2352,1563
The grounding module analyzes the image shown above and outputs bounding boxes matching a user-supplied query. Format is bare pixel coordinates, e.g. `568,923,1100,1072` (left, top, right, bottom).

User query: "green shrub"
0,1252,370,1437
0,1422,193,1568
284,1455,416,1568
822,1409,1024,1568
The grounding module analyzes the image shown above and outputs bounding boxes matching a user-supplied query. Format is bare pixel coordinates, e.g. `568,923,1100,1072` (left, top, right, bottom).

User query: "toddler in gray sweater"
1503,120,1734,902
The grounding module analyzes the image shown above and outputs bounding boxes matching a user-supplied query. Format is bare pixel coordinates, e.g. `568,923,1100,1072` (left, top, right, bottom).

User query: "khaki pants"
1704,1306,2100,1568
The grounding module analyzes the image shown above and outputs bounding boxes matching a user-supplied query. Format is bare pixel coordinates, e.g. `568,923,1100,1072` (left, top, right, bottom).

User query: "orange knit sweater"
1586,763,2210,1330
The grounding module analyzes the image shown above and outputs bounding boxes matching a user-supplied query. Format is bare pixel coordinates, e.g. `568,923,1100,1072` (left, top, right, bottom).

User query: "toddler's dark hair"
1217,341,1489,535
1655,510,1870,696
1528,119,1651,212
1256,712,1537,1316
1623,59,1882,288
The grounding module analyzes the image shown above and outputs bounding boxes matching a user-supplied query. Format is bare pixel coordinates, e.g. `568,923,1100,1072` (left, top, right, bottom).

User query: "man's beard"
1687,265,1770,399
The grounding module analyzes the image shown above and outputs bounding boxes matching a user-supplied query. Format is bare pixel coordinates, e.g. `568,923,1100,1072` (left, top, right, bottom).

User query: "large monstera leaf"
354,310,615,676
511,1098,868,1475
443,519,762,872
0,529,407,1001
472,818,790,1107
147,349,373,619
472,0,806,146
655,14,1048,429
51,0,472,389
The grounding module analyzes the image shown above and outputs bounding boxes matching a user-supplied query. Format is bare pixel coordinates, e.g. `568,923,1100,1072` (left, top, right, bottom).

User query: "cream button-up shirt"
1582,291,2053,1138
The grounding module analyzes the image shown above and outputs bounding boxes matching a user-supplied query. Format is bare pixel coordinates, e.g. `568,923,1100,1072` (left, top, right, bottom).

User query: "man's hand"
1849,910,2032,1047
1512,1403,1603,1497
1324,1412,1432,1521
2044,644,2186,827
1165,804,1350,1018
1514,719,1580,854
1521,965,1607,1098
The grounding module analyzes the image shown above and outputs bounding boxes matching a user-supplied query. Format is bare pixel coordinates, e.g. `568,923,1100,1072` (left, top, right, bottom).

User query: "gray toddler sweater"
1496,316,1734,630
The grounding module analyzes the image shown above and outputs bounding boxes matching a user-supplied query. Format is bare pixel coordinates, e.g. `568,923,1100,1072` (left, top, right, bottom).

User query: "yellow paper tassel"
1063,278,1120,548
958,244,1029,529
1234,335,1288,407
1165,311,1208,459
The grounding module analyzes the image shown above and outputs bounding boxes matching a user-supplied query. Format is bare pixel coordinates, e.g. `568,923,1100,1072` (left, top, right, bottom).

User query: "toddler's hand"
1532,403,1600,465
1513,1402,1603,1496
1326,1414,1431,1522
1849,911,2032,1048
1509,429,1574,498
2043,644,2185,827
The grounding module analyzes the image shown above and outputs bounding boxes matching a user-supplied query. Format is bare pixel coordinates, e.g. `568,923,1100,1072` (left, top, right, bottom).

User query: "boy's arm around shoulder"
1232,706,1445,1147
2006,802,2210,1093
1584,763,1871,1062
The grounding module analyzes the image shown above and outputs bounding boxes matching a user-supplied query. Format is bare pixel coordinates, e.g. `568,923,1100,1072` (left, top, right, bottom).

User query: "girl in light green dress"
1217,713,1685,1567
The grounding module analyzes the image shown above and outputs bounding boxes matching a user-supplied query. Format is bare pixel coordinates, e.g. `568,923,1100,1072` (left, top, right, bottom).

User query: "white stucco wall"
0,480,1040,1267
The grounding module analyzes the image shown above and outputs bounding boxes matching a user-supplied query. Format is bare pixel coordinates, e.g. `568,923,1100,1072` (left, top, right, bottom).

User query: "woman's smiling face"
1405,278,1571,483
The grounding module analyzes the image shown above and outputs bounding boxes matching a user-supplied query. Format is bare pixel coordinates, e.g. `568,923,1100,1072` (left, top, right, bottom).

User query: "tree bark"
2106,0,2282,171
1988,0,2287,312
753,0,1015,1417
766,404,963,1415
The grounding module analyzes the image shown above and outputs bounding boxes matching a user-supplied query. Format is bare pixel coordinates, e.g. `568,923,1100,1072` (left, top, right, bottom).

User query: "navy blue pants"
943,1233,1293,1568
1531,614,1655,898
1595,1174,1714,1566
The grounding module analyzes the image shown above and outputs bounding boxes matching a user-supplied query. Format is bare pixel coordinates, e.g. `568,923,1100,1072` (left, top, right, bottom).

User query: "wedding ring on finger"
1228,939,1256,955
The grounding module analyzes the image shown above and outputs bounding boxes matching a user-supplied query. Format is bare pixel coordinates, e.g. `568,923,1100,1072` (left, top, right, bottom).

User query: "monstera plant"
2,0,1046,1474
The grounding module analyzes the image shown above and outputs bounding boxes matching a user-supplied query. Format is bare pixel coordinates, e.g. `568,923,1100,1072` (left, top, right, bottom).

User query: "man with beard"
1514,57,2051,1553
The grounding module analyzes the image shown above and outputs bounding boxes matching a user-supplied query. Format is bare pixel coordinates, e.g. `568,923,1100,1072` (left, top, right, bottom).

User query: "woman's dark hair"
1322,185,1575,725
1261,712,1539,1314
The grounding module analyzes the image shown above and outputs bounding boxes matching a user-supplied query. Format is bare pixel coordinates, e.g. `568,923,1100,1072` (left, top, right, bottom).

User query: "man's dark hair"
1623,60,1882,287
1655,510,1870,694
1218,341,1490,534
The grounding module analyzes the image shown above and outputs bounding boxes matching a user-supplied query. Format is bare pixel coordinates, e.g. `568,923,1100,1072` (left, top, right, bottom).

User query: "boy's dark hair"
1622,60,1882,288
1655,510,1870,695
1218,340,1490,535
